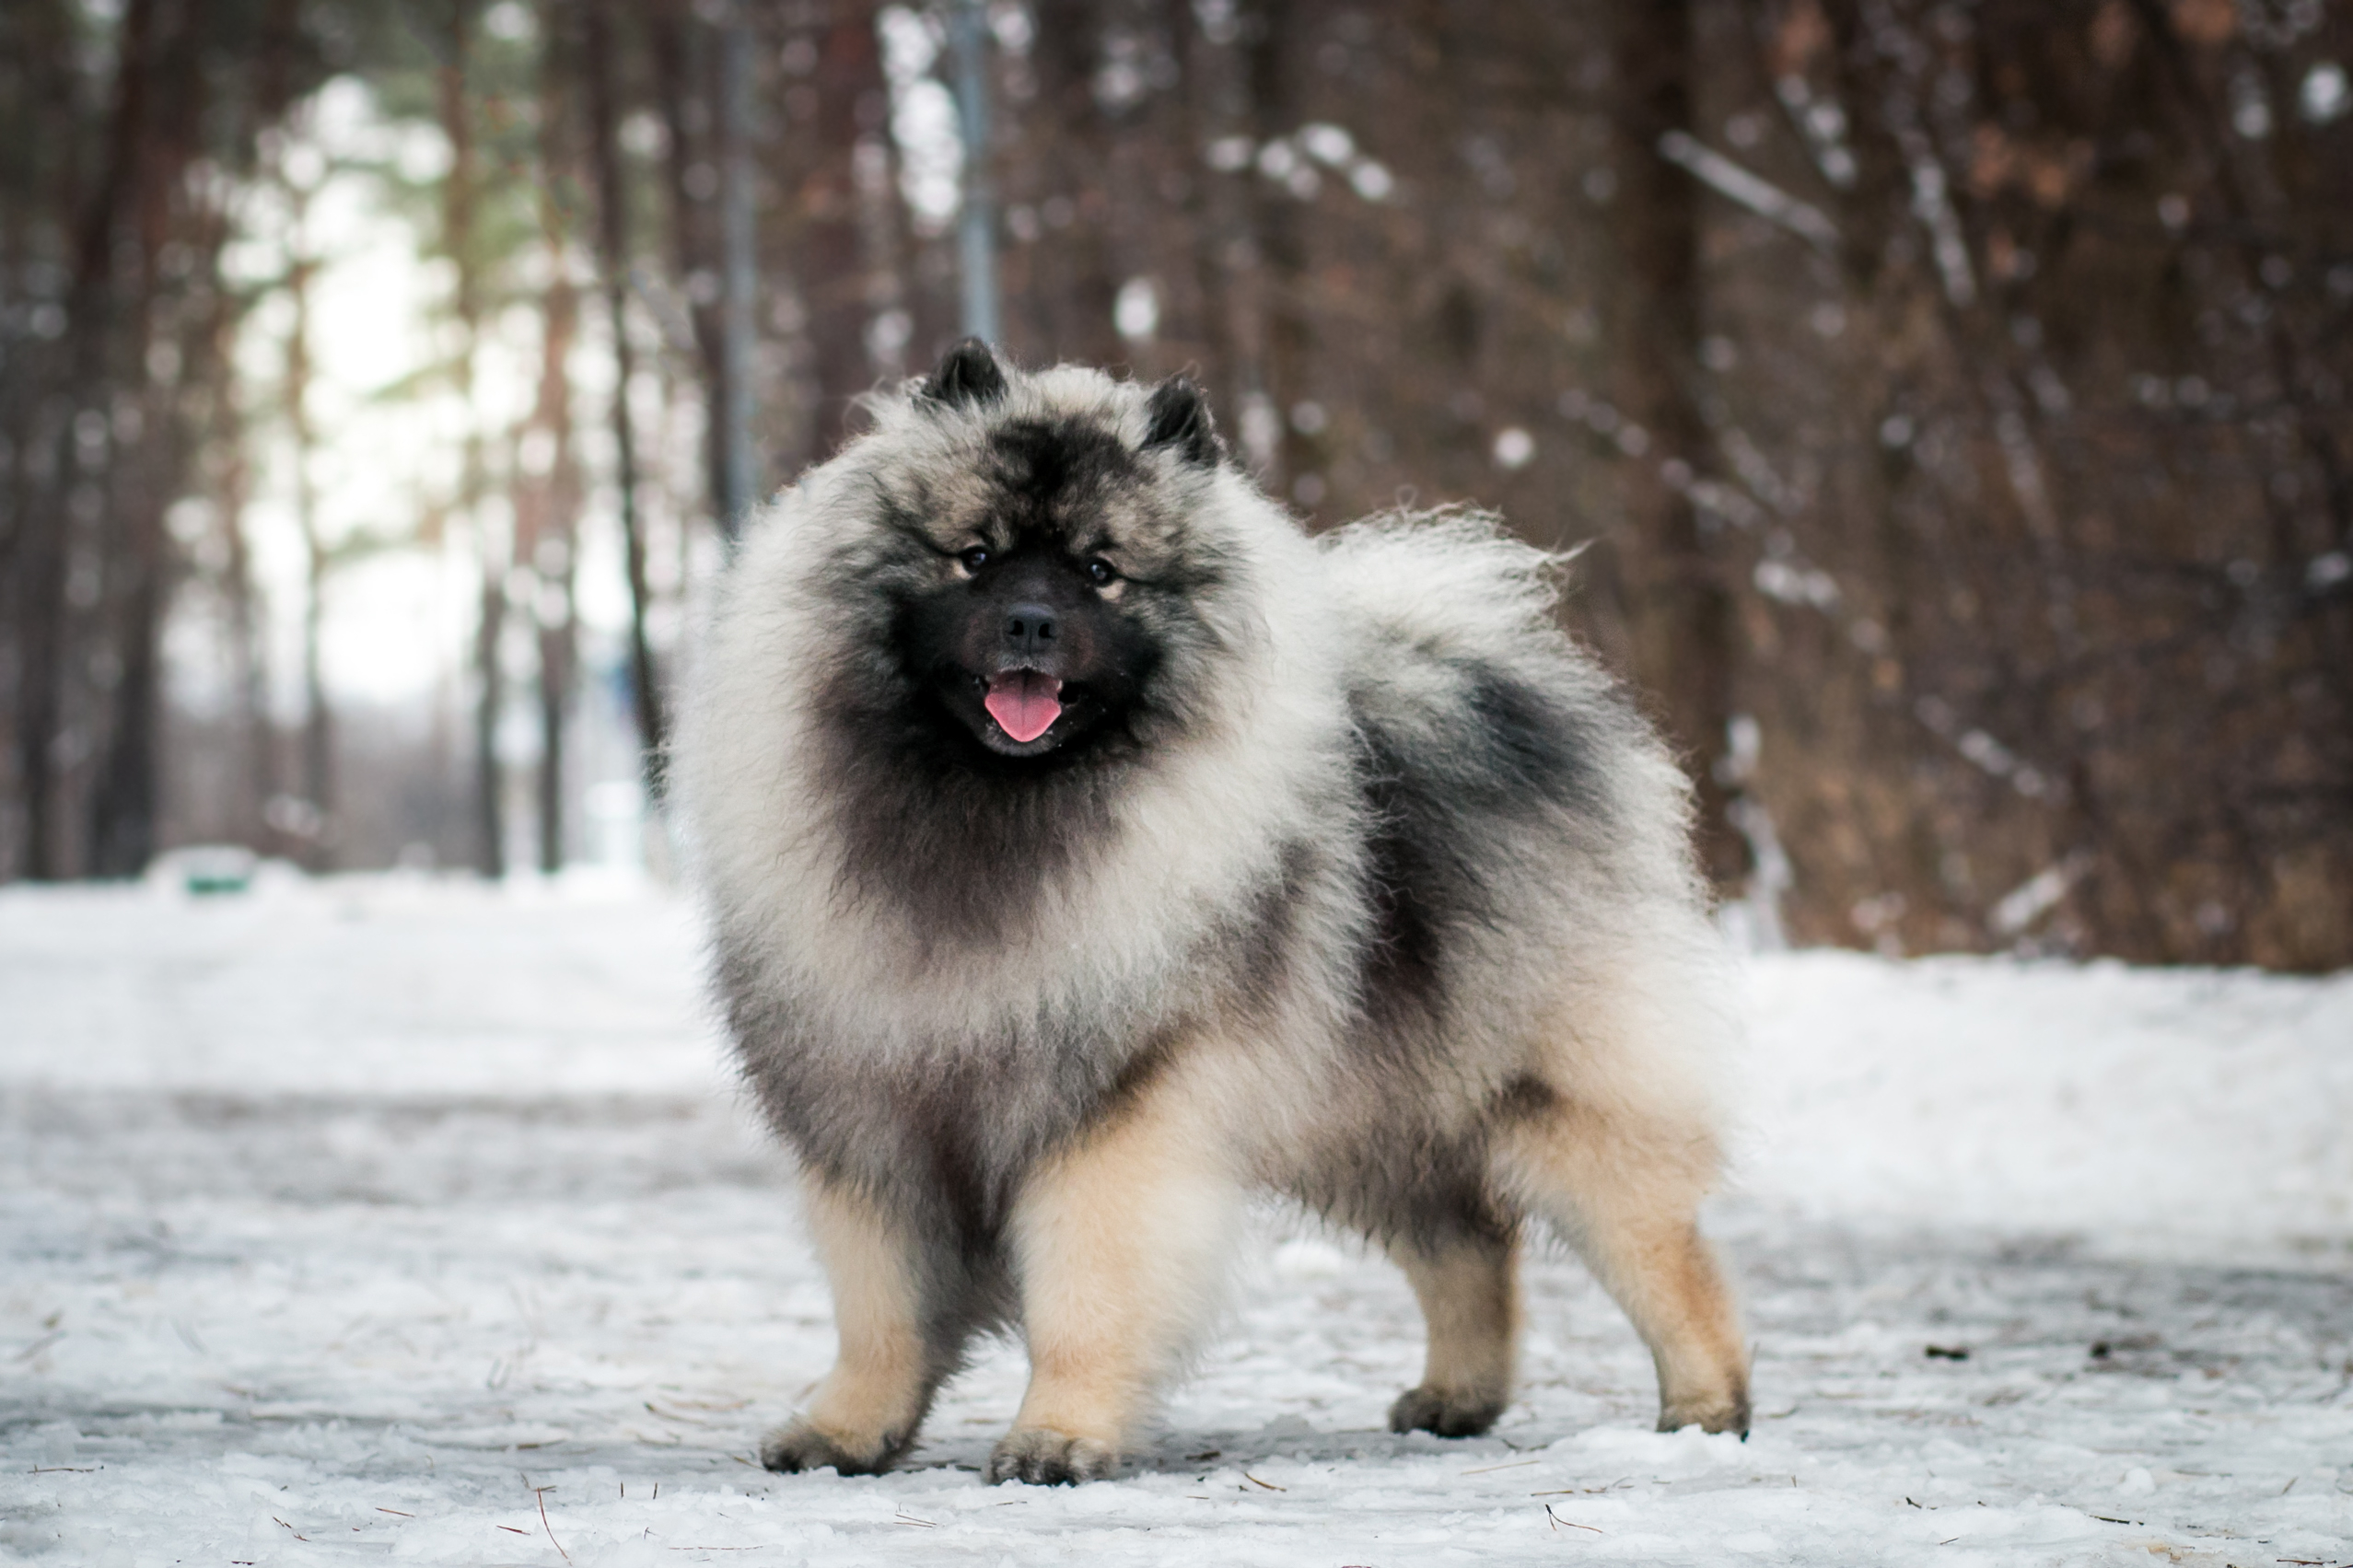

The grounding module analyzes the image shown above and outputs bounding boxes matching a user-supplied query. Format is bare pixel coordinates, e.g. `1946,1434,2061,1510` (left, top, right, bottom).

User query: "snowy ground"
3,874,2349,1567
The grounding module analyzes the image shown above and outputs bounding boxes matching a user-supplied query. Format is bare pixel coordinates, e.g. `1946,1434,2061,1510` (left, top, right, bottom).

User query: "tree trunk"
648,2,725,517
1603,0,1743,889
530,308,581,875
441,0,506,877
713,3,757,530
1181,0,1272,474
530,4,583,873
1002,0,1120,367
216,396,271,846
798,1,891,449
283,229,332,869
89,0,213,877
947,0,1000,346
14,0,160,878
583,0,668,791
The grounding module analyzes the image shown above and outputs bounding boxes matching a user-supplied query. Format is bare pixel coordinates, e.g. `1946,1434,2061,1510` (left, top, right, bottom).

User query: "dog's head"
811,339,1248,771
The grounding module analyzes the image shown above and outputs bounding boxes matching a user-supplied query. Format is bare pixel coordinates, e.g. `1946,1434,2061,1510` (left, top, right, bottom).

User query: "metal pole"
948,0,999,344
716,2,758,539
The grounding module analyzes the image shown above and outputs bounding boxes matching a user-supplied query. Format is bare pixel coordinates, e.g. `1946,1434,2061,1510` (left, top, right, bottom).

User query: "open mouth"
983,668,1064,744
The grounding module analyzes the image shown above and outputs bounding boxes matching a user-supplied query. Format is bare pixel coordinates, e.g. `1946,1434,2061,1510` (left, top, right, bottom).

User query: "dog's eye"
1085,558,1118,587
959,546,990,573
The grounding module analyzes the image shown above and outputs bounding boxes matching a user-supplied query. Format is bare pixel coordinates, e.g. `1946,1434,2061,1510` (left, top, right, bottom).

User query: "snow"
3,876,2349,1566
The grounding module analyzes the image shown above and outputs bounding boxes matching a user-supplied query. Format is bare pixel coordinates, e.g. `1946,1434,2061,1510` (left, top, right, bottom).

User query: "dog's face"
857,340,1230,765
907,526,1151,758
898,412,1165,759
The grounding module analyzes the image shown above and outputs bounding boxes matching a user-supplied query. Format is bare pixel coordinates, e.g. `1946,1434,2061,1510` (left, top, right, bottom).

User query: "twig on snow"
1532,1477,1629,1497
1543,1504,1602,1534
536,1485,571,1563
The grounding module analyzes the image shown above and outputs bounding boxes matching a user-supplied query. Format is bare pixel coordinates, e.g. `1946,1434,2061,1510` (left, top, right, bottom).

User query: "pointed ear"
921,337,1008,411
1143,376,1221,467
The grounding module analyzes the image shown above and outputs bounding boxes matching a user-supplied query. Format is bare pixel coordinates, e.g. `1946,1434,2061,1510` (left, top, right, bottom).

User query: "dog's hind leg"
1384,1225,1520,1437
1492,1098,1750,1436
987,1073,1241,1484
761,1175,962,1475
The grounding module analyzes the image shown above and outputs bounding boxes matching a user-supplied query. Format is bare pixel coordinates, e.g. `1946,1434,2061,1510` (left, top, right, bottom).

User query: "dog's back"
1257,514,1735,1243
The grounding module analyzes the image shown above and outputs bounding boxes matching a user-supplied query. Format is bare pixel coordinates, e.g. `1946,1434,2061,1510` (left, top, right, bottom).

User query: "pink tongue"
984,670,1064,743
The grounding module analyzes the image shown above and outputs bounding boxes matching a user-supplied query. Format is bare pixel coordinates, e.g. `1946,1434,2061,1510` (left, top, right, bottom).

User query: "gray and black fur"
676,342,1749,1485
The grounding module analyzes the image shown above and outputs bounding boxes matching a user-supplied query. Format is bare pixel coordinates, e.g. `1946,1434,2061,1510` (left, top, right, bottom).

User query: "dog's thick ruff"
676,342,1749,1482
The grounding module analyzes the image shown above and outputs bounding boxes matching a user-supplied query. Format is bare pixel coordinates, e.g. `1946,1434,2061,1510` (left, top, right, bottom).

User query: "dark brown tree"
581,0,667,786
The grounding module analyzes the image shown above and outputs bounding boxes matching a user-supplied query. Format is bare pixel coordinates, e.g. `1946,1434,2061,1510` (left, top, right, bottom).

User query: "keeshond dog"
674,340,1748,1485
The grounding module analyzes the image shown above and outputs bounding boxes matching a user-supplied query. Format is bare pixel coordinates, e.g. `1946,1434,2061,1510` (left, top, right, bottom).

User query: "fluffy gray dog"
674,340,1748,1485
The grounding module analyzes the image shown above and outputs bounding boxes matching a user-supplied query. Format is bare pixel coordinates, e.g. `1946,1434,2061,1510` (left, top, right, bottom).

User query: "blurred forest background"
1,0,2348,968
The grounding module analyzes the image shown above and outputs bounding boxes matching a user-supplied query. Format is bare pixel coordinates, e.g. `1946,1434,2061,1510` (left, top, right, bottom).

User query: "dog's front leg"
988,1073,1241,1484
763,1174,953,1475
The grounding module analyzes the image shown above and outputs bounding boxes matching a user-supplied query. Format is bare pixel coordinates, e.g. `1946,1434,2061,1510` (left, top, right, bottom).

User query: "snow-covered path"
4,877,2349,1566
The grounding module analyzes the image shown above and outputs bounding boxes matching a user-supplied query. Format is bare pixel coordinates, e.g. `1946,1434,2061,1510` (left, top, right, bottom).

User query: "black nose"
1002,603,1058,653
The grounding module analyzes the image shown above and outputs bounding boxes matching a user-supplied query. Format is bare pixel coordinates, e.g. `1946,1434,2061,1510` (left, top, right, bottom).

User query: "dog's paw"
1388,1384,1508,1438
1656,1389,1750,1439
984,1427,1118,1485
759,1419,909,1476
